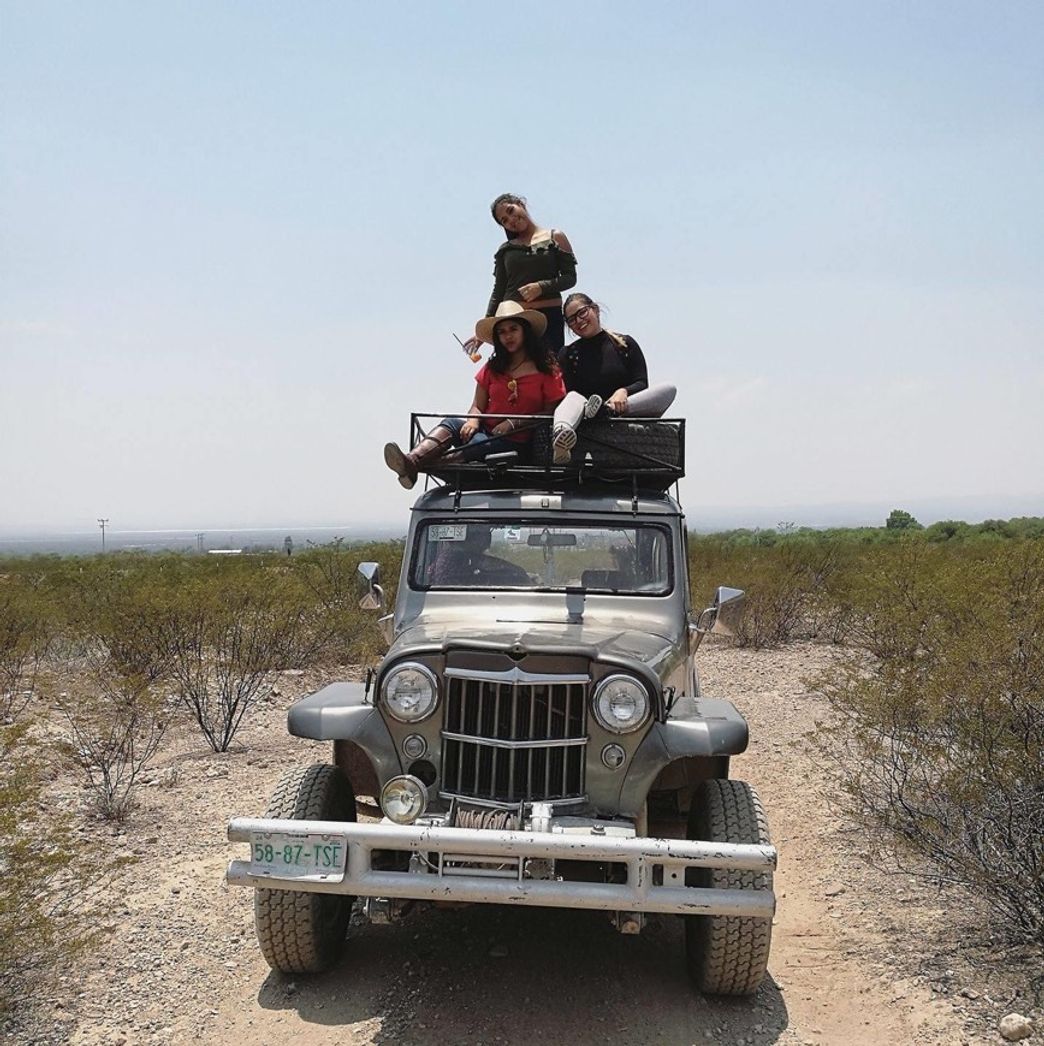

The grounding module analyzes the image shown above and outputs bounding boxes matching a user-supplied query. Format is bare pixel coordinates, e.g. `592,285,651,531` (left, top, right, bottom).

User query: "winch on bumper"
226,810,777,919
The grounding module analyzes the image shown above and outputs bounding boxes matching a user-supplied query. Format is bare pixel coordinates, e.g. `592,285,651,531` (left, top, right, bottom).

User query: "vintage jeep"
227,417,776,995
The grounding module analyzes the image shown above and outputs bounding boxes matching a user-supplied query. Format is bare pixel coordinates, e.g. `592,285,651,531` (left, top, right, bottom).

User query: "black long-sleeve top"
556,331,649,399
486,234,578,316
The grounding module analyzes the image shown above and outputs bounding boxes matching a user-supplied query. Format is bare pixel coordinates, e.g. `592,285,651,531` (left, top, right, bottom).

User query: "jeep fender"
617,696,749,816
287,683,402,793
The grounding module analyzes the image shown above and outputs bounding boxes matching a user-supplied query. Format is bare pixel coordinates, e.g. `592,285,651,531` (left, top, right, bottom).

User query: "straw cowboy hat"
474,300,548,344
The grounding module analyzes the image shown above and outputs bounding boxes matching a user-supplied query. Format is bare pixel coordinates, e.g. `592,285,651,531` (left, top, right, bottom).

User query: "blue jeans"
438,417,528,463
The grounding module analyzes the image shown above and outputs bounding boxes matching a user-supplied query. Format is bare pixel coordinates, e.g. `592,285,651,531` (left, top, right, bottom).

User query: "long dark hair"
490,192,527,240
488,318,558,375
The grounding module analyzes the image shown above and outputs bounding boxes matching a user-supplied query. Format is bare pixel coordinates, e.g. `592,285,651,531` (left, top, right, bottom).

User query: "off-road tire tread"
685,779,773,996
253,763,356,974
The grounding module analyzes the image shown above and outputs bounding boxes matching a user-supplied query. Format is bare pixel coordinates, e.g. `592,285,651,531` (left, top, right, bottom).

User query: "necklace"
505,360,531,403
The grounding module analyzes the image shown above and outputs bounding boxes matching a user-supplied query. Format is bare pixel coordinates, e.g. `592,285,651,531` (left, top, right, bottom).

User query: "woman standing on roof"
550,292,677,464
463,193,577,355
385,302,566,488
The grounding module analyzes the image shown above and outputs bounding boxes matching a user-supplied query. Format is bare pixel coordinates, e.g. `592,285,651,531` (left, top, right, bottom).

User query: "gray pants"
552,384,677,429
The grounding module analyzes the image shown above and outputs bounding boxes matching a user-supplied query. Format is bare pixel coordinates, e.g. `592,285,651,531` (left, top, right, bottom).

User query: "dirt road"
16,643,1018,1045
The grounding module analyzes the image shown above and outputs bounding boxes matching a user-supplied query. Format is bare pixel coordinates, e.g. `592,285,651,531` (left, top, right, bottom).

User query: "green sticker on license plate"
248,830,347,881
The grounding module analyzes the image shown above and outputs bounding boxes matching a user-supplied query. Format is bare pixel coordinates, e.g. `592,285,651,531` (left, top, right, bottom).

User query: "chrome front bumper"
226,817,777,918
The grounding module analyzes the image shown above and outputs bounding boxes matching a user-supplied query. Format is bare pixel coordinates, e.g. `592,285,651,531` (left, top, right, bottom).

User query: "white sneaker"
552,425,577,465
583,394,603,420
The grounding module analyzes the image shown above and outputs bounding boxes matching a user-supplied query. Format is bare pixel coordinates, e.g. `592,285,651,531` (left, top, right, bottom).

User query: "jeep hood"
390,615,676,670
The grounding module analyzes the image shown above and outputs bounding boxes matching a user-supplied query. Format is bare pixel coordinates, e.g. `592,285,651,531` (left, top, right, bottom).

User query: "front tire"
254,763,357,974
684,779,774,996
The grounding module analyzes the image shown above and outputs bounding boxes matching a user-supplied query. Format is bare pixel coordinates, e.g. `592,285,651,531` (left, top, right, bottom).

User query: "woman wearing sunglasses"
462,193,577,356
550,292,677,464
384,302,566,488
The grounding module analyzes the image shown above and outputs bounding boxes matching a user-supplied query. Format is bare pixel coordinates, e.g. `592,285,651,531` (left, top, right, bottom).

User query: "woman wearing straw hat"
384,302,566,488
462,193,577,356
550,292,677,465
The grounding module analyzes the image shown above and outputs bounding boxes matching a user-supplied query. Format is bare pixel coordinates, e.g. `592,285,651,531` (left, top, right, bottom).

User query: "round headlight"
381,663,438,723
593,675,650,734
380,775,429,825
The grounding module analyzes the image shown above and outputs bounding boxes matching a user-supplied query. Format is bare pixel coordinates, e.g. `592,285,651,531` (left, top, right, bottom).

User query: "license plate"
247,830,347,881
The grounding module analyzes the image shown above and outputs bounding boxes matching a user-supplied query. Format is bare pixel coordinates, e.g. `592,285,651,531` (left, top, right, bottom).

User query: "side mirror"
690,586,745,648
708,585,745,637
358,562,385,611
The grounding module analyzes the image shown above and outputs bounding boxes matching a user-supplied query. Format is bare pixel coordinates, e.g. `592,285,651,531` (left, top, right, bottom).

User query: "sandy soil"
6,642,1039,1045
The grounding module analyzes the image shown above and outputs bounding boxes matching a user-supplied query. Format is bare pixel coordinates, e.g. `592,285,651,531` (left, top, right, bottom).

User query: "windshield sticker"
429,525,467,542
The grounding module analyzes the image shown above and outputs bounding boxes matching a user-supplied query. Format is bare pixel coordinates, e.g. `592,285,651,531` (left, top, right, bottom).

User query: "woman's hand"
460,418,480,442
462,335,482,353
607,389,629,415
518,283,542,302
490,419,515,436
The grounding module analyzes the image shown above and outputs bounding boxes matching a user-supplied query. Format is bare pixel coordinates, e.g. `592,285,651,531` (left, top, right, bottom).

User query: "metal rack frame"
407,412,685,493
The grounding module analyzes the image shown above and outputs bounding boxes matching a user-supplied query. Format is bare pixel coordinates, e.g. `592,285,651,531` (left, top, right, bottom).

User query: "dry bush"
816,540,1044,943
690,537,843,647
46,562,176,819
0,579,51,720
53,676,170,821
162,568,328,752
292,540,403,666
0,721,107,1013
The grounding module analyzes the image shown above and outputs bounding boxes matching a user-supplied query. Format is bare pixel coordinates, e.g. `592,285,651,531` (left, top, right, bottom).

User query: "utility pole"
196,532,205,553
97,518,109,553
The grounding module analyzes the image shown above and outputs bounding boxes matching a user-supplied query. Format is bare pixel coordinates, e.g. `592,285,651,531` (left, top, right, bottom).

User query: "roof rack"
407,412,685,494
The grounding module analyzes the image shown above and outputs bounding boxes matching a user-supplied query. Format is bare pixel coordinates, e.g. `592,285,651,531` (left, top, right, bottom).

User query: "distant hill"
0,525,405,557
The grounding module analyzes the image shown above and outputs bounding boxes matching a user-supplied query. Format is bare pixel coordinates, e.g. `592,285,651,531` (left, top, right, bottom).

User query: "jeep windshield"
410,520,672,594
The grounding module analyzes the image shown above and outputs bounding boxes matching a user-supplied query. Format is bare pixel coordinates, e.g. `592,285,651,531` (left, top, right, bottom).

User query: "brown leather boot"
383,425,456,489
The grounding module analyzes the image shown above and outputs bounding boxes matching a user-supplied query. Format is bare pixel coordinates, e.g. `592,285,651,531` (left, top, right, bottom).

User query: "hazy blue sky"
3,1,1042,532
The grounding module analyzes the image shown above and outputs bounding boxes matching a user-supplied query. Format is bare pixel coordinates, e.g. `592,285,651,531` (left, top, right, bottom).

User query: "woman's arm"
535,230,577,298
460,385,489,441
485,250,507,317
622,336,649,395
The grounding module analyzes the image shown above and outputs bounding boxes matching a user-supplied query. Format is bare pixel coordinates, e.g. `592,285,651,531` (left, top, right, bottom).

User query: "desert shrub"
689,536,844,647
52,681,170,821
0,722,105,1012
162,566,330,751
41,560,178,818
292,539,403,666
924,519,971,543
816,539,1044,942
0,578,51,720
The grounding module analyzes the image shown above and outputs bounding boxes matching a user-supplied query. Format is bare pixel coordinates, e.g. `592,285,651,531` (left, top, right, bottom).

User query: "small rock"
999,1013,1033,1041
285,982,297,995
824,882,846,897
959,988,979,1000
489,943,509,958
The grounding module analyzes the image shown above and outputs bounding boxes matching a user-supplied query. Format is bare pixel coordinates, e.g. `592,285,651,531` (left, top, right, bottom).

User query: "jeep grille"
441,667,588,805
